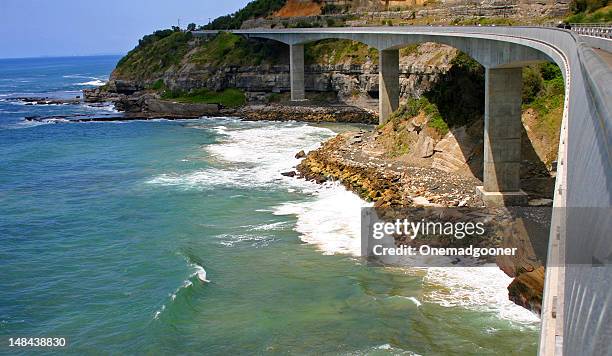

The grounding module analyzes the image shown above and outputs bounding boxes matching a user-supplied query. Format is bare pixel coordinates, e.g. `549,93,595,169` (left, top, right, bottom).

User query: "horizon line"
0,53,126,60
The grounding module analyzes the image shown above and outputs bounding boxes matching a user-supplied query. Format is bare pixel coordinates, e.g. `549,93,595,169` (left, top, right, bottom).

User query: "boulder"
415,134,435,158
281,171,297,177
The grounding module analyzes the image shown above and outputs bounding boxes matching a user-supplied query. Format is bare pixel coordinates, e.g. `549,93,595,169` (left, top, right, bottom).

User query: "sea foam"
77,80,106,87
147,120,335,191
149,119,540,326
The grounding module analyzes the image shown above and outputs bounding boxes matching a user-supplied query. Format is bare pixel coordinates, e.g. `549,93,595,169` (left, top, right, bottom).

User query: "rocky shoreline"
24,100,377,125
292,130,547,314
81,87,378,123
63,86,547,314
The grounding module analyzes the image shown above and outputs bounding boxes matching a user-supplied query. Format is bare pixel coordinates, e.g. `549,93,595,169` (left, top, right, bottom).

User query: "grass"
161,88,246,108
190,32,284,67
523,63,565,137
400,44,420,57
149,79,166,91
305,39,379,65
451,17,519,26
205,0,286,30
390,97,449,136
114,31,192,81
522,62,565,164
566,4,612,22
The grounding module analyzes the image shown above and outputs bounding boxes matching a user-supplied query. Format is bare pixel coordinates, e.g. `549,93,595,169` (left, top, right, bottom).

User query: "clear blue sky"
0,0,250,58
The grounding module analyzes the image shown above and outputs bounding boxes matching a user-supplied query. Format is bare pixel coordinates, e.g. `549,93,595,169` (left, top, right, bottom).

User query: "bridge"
198,26,612,355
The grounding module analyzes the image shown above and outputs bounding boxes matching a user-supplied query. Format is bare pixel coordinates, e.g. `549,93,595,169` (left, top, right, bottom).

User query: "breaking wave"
77,80,106,86
147,118,540,327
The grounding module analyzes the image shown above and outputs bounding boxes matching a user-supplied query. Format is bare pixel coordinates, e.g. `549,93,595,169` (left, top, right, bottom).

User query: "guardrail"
570,23,612,39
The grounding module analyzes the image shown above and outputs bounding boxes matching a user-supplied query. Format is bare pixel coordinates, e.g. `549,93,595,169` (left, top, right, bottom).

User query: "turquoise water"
0,57,540,355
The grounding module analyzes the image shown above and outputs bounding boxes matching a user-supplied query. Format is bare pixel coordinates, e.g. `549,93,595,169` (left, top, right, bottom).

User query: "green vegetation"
161,88,246,108
321,4,350,15
451,17,518,26
400,44,420,57
205,0,286,30
288,20,324,28
423,52,485,129
382,51,483,149
391,97,448,136
305,39,378,65
149,79,166,91
523,63,565,139
190,32,284,67
379,97,446,157
566,4,612,22
114,30,192,81
570,0,609,13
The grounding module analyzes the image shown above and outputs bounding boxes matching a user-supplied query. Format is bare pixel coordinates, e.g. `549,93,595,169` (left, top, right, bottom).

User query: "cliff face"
241,0,570,28
109,34,457,112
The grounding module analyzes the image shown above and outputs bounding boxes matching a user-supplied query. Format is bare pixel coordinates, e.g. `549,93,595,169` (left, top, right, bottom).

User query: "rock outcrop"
241,0,570,28
295,128,548,314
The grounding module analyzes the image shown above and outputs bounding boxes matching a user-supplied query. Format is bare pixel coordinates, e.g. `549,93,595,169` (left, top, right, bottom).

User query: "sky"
0,0,251,58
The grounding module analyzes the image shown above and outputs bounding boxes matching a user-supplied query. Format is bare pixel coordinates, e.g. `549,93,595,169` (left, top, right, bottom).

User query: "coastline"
20,94,377,124
292,128,547,315
14,90,545,315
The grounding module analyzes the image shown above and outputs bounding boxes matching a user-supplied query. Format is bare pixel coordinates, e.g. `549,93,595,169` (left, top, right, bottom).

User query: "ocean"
0,56,540,354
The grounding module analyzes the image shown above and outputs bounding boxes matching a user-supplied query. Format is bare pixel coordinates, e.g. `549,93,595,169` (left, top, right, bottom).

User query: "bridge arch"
238,29,572,208
239,30,560,69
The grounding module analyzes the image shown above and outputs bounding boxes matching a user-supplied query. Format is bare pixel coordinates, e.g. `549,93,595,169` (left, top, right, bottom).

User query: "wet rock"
295,150,306,159
236,105,377,124
281,171,297,177
508,266,545,314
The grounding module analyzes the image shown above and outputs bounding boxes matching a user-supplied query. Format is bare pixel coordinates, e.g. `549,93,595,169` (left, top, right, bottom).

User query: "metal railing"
569,23,612,39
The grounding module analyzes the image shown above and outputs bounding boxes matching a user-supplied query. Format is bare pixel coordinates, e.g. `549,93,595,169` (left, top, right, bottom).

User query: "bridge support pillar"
477,67,528,206
379,49,400,125
290,44,306,101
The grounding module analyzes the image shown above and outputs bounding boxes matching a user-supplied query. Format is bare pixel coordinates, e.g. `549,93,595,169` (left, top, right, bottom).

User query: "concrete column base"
476,186,528,207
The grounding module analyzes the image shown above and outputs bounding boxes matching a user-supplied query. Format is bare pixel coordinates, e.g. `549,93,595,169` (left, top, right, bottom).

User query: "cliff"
105,31,460,115
241,0,570,28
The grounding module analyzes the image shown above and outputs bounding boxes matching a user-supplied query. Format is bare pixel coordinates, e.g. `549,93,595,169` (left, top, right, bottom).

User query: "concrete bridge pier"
290,44,306,101
477,67,528,206
379,49,400,125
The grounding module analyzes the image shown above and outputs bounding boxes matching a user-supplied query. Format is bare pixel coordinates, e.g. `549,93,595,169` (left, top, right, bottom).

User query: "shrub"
304,39,378,65
190,32,285,67
321,4,349,14
523,62,564,104
205,0,287,30
423,51,485,128
162,88,246,108
150,79,166,91
523,66,544,103
115,31,193,80
390,97,449,135
570,0,608,13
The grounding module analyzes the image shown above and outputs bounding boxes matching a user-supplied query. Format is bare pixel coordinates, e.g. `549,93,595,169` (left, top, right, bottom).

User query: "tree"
187,23,197,31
